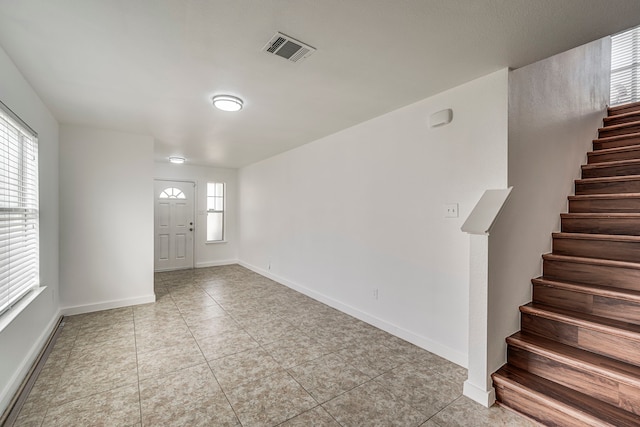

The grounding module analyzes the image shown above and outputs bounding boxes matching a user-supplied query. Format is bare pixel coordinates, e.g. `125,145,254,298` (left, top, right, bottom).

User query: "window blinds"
611,25,640,106
0,104,39,316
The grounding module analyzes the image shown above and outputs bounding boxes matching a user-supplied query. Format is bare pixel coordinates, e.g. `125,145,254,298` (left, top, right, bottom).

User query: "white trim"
0,287,46,333
60,294,156,316
238,260,467,367
195,259,238,268
0,308,60,413
463,380,496,407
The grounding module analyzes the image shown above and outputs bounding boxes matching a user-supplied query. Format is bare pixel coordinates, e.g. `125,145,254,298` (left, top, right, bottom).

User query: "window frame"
0,100,40,320
611,24,640,105
206,182,225,243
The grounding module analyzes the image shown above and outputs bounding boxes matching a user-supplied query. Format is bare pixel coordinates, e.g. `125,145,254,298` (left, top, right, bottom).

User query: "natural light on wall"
611,24,640,106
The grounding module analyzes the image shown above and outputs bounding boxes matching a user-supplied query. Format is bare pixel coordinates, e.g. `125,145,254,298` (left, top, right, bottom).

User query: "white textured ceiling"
0,0,639,168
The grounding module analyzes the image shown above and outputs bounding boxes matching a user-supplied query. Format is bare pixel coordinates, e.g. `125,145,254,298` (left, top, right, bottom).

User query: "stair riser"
521,313,640,366
543,258,640,291
568,197,640,213
575,179,640,195
507,346,640,414
605,114,640,127
593,136,640,151
561,216,640,236
582,163,640,178
609,104,640,117
588,149,640,164
599,124,640,138
533,284,640,325
495,384,606,427
552,236,640,263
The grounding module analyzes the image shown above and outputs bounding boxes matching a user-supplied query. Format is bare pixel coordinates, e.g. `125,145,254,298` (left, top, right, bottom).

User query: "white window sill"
0,286,46,333
206,240,228,245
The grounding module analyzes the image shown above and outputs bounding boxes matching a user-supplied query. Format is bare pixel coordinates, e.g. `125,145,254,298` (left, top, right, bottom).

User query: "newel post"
461,187,513,407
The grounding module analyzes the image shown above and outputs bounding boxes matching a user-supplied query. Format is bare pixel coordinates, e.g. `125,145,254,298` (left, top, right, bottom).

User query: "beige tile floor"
14,265,536,427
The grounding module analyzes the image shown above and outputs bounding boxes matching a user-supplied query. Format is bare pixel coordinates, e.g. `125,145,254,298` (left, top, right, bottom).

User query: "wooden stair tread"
568,193,640,201
521,302,640,339
588,144,640,156
594,132,640,144
609,101,640,115
542,253,640,270
576,174,640,184
493,365,640,427
561,212,640,218
598,120,640,133
604,110,640,123
508,331,640,386
582,158,640,169
533,276,640,304
552,232,640,242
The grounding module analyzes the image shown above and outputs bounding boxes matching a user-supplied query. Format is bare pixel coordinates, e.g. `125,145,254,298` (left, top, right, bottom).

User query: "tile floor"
13,265,535,426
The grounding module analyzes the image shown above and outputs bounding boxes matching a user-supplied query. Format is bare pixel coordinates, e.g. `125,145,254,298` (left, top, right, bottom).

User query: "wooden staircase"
492,101,640,426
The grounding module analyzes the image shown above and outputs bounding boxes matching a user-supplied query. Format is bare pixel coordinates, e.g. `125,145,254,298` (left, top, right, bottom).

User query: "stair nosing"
604,110,640,122
576,174,640,184
493,366,628,427
533,276,640,304
588,144,640,156
599,120,640,132
609,101,640,114
543,253,640,269
507,331,640,388
582,158,640,169
594,131,640,143
561,212,640,218
552,232,640,242
521,302,640,341
568,193,640,200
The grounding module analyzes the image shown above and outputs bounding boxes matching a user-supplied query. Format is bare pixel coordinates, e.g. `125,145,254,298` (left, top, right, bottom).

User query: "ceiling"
0,1,639,168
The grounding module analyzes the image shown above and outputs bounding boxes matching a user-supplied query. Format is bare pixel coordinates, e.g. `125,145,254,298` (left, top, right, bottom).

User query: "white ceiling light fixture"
212,95,243,112
169,156,185,164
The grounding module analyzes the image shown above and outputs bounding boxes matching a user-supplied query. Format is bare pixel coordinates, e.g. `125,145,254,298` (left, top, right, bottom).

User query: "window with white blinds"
0,103,39,317
611,25,640,106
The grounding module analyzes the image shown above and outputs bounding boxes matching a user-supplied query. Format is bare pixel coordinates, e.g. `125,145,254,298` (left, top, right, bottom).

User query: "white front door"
154,180,195,271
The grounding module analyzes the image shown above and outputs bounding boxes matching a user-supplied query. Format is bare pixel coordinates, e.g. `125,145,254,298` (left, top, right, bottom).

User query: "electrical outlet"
444,203,459,218
372,288,378,300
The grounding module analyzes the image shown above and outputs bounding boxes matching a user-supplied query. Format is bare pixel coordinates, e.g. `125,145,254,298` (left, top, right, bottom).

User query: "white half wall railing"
461,187,513,407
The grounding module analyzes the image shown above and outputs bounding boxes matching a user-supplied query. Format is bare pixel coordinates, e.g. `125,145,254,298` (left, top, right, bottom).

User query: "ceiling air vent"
262,32,316,63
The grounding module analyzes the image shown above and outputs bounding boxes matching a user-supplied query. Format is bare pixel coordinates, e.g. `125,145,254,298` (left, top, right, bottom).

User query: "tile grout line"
175,286,245,426
132,302,144,426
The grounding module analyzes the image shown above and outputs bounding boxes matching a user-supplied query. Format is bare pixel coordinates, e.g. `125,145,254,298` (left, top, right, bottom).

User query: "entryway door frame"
154,179,196,272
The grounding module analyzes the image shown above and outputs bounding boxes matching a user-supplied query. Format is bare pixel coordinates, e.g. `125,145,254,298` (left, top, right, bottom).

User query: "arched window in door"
159,187,186,199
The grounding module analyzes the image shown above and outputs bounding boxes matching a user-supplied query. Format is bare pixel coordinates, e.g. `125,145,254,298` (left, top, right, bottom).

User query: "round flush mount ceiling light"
169,156,185,164
212,95,243,112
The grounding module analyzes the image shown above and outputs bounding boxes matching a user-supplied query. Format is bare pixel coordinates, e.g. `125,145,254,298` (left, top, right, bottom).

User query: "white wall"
239,69,509,365
0,45,59,413
154,162,238,267
59,126,155,314
488,39,611,375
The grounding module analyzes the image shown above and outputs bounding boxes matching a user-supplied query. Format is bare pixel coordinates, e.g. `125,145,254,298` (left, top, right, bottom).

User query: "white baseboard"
238,260,468,368
0,309,61,414
463,380,496,407
60,294,156,316
195,259,239,268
